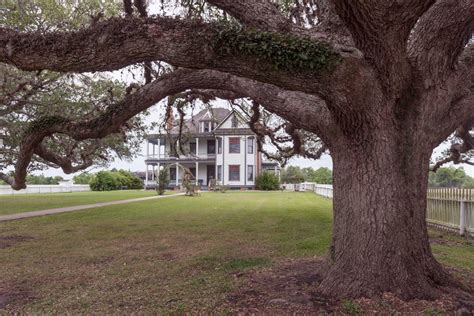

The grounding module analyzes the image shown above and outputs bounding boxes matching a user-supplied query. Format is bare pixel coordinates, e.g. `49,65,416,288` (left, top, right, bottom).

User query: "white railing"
287,183,473,236
146,153,216,160
0,184,90,195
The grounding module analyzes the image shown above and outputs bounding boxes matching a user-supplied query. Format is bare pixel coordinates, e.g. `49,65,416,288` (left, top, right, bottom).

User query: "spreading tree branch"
431,120,474,171
0,15,361,98
205,0,293,32
409,0,474,85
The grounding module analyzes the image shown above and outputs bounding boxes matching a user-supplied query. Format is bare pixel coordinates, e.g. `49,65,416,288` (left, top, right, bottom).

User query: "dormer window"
200,120,212,132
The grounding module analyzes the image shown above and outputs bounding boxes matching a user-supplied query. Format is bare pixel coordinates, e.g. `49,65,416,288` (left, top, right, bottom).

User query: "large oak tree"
0,0,473,299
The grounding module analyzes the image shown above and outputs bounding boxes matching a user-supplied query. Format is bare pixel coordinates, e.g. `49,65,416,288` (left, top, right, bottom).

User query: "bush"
255,172,280,190
89,171,122,191
89,170,143,191
116,170,143,189
73,172,94,185
157,168,169,195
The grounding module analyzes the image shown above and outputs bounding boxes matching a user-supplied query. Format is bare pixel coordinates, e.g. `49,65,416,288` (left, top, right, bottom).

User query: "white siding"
214,135,256,187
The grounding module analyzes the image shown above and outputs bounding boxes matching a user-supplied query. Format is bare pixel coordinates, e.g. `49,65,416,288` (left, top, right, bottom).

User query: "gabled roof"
213,109,248,130
170,108,230,134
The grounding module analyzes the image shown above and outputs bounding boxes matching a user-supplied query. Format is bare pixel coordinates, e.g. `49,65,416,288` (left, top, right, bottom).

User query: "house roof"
170,108,231,134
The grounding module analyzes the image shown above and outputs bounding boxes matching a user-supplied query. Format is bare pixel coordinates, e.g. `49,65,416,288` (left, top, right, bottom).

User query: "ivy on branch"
214,27,341,72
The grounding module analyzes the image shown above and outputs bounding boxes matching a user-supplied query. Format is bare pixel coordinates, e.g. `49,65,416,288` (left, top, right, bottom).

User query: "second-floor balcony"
146,152,216,162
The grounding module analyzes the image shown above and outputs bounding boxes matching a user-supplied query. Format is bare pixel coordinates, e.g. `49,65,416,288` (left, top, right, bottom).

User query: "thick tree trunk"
319,133,456,299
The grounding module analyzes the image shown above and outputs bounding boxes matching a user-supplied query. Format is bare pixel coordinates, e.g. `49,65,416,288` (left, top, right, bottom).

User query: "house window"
247,165,254,181
229,165,240,181
231,115,238,128
201,121,211,132
217,138,222,154
247,137,254,154
207,139,216,154
217,165,222,181
229,137,240,154
190,142,196,154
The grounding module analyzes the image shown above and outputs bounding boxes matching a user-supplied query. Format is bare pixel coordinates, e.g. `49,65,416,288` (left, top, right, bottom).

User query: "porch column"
195,162,199,185
157,163,160,183
175,162,179,187
157,138,161,158
196,137,199,157
145,164,149,186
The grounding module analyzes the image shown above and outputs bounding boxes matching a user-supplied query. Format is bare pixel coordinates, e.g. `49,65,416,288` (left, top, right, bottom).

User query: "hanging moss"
213,27,341,72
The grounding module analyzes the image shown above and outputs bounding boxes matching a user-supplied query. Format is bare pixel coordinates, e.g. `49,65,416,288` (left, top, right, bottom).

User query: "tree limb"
205,0,293,32
34,143,96,174
409,0,474,85
332,0,435,93
430,120,474,171
0,15,360,97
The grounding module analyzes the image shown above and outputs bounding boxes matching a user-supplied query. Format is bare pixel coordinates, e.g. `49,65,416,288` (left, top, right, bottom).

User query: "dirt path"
0,193,184,222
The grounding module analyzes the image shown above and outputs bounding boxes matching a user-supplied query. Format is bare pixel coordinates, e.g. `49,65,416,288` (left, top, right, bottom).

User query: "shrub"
116,170,143,189
157,168,169,195
73,172,94,185
255,172,280,190
89,170,143,191
89,171,121,191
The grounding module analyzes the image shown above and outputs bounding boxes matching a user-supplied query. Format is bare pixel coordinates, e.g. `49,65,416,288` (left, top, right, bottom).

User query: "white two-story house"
144,108,280,189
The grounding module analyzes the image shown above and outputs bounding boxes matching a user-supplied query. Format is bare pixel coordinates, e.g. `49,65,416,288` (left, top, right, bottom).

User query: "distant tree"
428,167,474,188
73,172,94,185
280,166,305,183
255,172,280,190
304,167,333,184
89,171,121,191
26,173,63,184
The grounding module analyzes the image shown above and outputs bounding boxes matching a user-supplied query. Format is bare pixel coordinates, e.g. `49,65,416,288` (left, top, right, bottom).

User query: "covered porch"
145,162,216,189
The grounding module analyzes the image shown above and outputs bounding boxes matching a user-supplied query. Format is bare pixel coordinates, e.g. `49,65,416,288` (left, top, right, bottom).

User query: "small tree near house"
157,167,169,196
255,172,280,191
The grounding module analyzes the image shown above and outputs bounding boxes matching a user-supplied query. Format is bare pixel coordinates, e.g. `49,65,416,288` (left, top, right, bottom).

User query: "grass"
0,190,160,215
0,192,472,314
429,230,474,270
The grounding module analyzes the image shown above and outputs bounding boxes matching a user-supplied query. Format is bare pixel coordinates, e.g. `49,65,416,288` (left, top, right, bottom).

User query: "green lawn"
0,192,471,313
0,190,158,215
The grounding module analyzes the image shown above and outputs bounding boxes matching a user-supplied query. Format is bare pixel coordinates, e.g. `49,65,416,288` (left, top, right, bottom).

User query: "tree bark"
319,131,456,299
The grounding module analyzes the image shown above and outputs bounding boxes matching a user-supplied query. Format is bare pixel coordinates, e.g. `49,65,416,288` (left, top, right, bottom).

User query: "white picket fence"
426,188,473,236
0,184,90,195
286,182,473,236
281,183,333,198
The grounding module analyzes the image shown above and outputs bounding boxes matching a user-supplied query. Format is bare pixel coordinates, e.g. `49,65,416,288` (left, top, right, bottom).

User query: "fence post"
459,200,466,236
